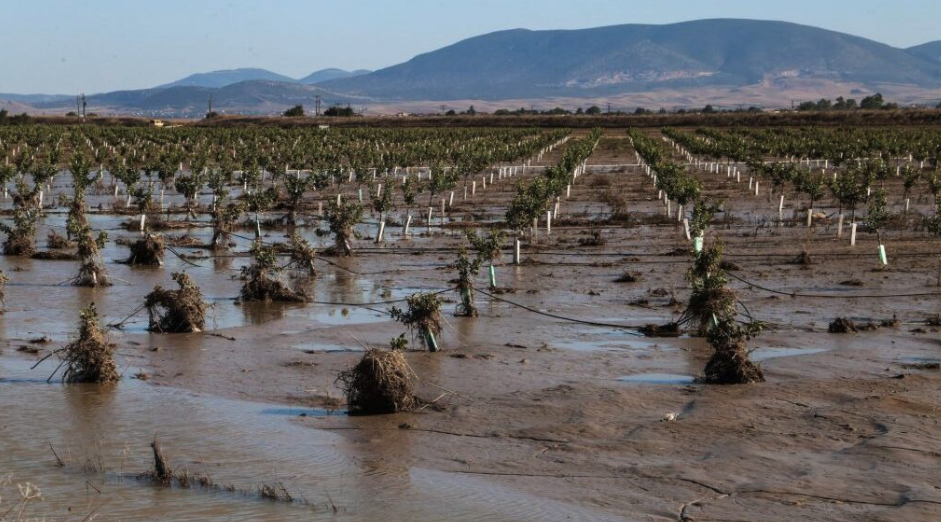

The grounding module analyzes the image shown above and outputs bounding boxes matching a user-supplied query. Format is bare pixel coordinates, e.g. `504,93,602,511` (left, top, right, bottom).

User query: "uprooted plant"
702,316,765,385
51,303,119,384
678,240,737,335
390,292,444,352
0,204,38,256
145,272,208,333
317,199,363,256
238,243,308,303
337,339,419,415
680,239,765,384
124,234,165,266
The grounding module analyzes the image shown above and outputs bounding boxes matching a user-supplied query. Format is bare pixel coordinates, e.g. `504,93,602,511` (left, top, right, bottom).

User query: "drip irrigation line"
108,303,148,328
165,244,206,268
725,270,941,299
477,288,645,335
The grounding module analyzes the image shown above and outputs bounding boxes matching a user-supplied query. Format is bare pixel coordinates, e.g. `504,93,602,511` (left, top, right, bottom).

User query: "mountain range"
6,19,941,116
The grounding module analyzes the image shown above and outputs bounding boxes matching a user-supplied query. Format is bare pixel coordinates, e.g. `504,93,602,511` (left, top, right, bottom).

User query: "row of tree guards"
653,133,908,269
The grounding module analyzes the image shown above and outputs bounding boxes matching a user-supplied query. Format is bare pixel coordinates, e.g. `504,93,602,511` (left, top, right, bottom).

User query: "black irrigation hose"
725,270,941,299
477,288,646,336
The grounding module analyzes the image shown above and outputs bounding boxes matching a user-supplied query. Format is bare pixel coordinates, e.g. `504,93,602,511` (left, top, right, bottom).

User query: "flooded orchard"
1,124,941,520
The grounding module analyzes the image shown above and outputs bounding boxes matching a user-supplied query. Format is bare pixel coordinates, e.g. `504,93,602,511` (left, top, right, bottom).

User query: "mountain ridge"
320,19,941,100
10,19,941,115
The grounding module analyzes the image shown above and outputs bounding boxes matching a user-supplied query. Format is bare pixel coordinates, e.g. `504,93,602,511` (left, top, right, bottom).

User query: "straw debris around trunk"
56,303,119,384
337,347,418,415
238,243,308,303
47,230,73,249
124,234,165,266
702,324,765,385
145,272,207,333
829,317,857,333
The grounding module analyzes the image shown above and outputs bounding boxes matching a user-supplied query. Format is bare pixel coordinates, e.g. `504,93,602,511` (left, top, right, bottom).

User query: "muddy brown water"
0,357,628,521
3,135,941,520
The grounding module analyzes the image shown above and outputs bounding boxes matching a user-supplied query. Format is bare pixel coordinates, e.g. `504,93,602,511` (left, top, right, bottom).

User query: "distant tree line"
480,104,764,117
0,109,32,125
796,93,900,112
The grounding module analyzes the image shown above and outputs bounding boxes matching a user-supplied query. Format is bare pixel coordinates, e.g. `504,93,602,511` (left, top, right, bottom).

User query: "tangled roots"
125,235,165,266
829,317,857,333
337,348,418,415
703,339,765,385
145,272,207,333
240,274,307,303
58,303,119,384
73,261,111,287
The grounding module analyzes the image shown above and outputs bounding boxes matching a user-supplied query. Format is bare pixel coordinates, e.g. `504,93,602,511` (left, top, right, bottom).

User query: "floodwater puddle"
0,356,607,521
751,347,829,362
618,373,696,384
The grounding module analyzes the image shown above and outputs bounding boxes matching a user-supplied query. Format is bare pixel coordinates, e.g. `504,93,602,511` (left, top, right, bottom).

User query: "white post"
375,221,385,243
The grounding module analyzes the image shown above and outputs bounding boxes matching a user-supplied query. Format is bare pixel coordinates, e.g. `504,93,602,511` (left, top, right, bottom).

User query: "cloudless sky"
1,0,939,94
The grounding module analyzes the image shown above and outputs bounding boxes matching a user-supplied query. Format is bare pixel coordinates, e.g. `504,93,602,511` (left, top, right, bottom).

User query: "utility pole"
315,95,322,116
207,93,213,118
81,93,86,122
76,95,81,118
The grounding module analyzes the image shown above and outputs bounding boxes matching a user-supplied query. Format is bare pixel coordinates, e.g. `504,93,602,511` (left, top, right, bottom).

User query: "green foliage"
283,105,305,117
402,173,422,207
864,188,890,242
318,199,364,256
389,334,408,351
390,292,443,351
689,200,721,238
467,228,506,263
369,181,394,216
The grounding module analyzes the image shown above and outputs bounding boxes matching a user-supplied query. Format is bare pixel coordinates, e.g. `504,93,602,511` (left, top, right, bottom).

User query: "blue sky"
1,0,938,94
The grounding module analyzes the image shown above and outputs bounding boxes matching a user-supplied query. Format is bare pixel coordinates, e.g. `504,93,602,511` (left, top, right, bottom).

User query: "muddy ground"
2,129,941,521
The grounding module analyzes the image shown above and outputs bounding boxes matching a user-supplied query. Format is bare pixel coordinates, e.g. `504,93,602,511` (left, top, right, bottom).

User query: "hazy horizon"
1,0,940,95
